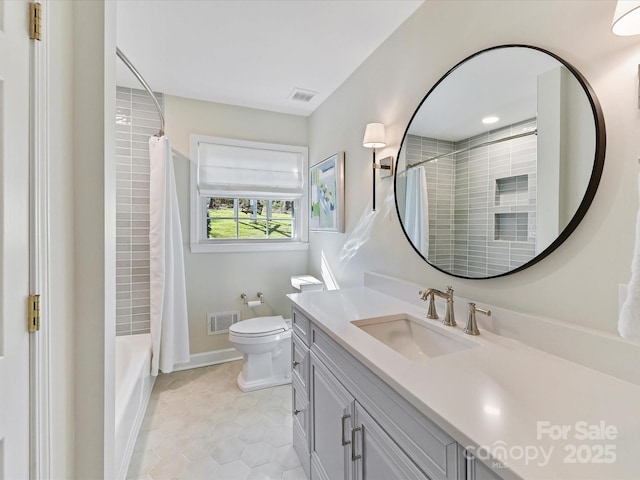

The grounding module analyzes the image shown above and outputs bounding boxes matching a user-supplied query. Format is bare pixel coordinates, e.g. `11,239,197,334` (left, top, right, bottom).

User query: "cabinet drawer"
292,308,311,346
292,377,309,440
292,377,311,477
292,333,310,390
293,420,311,478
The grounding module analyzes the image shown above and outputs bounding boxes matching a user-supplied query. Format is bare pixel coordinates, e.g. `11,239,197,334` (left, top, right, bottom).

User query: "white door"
0,0,32,478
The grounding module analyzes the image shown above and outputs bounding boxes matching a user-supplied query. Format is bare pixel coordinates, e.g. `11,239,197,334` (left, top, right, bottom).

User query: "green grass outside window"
207,208,293,239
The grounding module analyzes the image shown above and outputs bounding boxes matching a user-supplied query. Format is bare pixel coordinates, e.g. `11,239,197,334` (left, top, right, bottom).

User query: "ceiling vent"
289,88,317,103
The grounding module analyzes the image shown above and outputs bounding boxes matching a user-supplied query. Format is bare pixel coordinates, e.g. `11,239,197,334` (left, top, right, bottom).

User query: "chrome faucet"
418,286,456,327
419,289,438,319
464,302,491,335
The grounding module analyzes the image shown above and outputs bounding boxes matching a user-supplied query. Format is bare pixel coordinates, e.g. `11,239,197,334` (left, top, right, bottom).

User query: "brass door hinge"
28,294,40,332
29,2,42,41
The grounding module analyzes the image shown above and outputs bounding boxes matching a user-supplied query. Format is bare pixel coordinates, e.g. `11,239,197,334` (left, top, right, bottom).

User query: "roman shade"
196,141,304,199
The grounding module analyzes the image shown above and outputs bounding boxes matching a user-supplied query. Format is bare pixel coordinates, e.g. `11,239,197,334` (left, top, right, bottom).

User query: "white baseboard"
172,348,243,372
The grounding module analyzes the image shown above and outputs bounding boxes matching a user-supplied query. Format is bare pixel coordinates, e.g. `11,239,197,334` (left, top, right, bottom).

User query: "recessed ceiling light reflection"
482,116,500,125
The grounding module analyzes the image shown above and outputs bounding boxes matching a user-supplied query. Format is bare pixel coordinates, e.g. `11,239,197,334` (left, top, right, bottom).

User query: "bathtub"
115,333,155,480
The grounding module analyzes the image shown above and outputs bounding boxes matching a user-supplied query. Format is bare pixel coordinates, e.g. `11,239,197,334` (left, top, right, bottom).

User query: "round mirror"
395,45,605,279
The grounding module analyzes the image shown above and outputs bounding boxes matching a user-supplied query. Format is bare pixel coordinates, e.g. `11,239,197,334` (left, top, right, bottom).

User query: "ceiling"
116,0,423,116
408,47,562,142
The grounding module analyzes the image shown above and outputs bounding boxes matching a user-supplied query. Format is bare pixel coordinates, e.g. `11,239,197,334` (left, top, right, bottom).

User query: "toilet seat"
229,315,289,338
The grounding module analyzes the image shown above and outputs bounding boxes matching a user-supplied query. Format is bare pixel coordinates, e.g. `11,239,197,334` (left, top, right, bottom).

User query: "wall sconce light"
612,0,640,36
612,1,640,108
363,122,394,211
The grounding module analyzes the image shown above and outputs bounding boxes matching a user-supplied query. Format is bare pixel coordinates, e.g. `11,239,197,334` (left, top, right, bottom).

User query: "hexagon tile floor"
126,360,307,480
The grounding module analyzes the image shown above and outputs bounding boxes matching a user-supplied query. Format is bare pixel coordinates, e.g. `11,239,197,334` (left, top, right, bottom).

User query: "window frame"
190,135,309,253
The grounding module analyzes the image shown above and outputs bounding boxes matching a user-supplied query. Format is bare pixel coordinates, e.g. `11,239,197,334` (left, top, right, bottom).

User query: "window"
190,135,308,252
205,198,295,239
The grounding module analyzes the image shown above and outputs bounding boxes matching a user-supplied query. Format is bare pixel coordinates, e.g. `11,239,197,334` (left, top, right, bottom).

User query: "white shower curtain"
149,136,190,376
405,166,429,257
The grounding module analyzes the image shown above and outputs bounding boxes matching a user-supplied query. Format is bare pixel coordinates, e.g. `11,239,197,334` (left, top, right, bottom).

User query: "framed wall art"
310,152,345,232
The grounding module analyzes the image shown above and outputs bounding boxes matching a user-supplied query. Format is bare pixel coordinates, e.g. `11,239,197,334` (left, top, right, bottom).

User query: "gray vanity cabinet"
310,352,429,480
310,352,355,480
291,307,473,480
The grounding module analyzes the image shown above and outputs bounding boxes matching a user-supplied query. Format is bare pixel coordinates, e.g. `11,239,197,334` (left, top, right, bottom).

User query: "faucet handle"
464,302,491,335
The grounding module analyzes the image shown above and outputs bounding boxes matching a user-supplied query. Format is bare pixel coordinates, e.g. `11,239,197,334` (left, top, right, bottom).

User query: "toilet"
229,276,323,392
228,315,292,392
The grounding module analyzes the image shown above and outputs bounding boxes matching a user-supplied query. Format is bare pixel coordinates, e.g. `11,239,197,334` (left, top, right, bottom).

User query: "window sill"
190,241,309,254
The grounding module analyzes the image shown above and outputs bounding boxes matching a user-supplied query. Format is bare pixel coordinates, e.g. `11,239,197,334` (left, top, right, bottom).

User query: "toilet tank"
291,275,324,292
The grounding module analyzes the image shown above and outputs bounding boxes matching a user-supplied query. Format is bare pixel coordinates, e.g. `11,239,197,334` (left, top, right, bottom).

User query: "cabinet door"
310,352,355,480
353,402,429,480
465,454,503,480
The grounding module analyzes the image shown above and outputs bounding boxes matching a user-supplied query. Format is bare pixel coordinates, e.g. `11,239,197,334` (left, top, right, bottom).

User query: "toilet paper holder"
241,292,264,306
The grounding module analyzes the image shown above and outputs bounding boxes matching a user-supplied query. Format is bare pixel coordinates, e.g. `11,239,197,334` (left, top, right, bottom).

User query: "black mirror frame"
394,44,606,280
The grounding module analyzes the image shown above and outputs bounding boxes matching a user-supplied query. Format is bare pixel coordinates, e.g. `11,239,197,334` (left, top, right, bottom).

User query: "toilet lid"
229,315,288,337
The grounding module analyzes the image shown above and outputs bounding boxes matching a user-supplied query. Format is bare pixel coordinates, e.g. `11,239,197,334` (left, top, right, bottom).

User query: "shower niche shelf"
495,174,529,207
494,212,528,242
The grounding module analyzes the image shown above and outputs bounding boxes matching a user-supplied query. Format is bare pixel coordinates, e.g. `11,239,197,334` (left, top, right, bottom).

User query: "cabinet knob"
293,409,301,415
292,360,300,367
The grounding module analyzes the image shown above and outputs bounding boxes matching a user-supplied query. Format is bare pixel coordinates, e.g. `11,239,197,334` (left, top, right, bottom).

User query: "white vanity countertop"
288,287,640,480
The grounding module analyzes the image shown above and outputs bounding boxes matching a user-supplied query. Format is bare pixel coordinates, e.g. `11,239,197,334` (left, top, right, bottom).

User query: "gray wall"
166,95,309,355
49,2,75,477
73,1,116,476
114,87,163,336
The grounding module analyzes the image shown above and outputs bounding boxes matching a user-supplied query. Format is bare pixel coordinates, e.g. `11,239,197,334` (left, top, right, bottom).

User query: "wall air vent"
207,310,240,335
289,88,318,103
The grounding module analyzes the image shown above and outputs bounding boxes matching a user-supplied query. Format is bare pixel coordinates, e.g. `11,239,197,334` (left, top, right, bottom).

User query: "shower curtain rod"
116,47,165,137
407,129,537,169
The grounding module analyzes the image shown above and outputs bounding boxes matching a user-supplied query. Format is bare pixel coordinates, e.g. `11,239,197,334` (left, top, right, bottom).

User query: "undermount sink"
352,313,478,361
